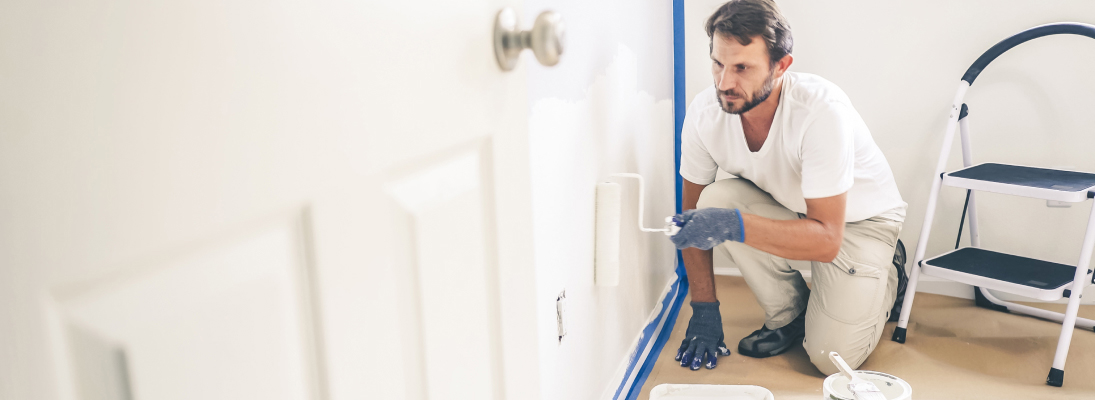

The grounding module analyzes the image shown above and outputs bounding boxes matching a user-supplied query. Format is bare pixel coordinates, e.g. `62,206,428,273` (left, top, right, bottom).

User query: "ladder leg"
893,82,968,344
958,105,979,246
891,261,919,343
959,112,980,249
892,177,945,343
1047,198,1095,387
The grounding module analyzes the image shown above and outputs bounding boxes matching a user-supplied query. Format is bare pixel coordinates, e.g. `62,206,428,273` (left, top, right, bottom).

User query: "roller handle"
608,172,683,235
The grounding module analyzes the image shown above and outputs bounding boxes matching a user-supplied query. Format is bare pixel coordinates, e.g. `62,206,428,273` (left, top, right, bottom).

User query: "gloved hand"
669,208,745,250
675,301,731,370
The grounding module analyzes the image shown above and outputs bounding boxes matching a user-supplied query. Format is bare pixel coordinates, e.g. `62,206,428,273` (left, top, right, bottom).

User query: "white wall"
522,1,677,399
685,0,1095,302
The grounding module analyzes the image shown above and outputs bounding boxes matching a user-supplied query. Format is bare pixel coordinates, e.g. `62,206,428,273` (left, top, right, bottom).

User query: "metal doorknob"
494,8,565,71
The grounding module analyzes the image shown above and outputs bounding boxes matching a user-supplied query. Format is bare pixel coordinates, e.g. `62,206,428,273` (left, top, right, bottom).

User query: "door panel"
50,216,320,400
65,324,131,400
387,142,502,400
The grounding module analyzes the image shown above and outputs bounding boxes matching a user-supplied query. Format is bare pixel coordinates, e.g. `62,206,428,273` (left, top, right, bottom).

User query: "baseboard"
713,267,1095,305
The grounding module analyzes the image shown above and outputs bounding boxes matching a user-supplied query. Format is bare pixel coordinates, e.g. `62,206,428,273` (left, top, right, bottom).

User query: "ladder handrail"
962,22,1095,85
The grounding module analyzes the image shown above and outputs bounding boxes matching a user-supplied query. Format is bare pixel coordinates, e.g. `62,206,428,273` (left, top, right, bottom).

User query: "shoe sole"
736,333,804,358
889,239,908,322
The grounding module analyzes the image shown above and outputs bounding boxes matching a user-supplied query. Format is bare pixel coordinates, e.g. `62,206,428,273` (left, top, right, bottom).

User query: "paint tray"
648,384,775,400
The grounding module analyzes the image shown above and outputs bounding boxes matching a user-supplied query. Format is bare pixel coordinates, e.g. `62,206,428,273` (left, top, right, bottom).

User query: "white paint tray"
648,384,775,400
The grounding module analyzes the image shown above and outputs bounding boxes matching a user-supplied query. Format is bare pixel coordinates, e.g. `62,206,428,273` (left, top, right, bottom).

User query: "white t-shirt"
680,72,906,223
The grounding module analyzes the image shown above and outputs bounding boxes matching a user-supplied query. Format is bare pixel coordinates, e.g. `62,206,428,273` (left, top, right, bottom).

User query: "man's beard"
716,69,777,115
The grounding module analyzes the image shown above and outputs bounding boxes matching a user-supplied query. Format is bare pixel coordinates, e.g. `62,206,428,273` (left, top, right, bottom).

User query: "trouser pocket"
811,256,885,325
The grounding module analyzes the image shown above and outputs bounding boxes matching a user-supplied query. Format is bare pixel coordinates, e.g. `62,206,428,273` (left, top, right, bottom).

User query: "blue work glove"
669,208,745,250
675,301,731,370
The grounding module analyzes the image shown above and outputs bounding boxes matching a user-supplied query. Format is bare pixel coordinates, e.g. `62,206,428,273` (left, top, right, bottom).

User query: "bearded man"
669,0,909,375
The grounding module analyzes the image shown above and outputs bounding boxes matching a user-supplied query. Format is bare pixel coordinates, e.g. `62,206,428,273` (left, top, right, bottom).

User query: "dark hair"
705,0,793,66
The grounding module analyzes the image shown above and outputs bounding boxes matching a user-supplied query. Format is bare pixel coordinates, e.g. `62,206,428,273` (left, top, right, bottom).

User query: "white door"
0,1,539,399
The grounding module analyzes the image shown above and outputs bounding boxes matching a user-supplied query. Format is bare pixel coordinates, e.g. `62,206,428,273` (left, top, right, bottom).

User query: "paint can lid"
823,370,912,400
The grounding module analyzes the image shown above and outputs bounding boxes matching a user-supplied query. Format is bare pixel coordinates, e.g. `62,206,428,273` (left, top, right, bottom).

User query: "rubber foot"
892,327,906,343
974,286,1009,312
1048,368,1064,387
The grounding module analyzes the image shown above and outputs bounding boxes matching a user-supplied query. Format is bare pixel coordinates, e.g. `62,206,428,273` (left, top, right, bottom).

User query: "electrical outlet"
556,290,567,343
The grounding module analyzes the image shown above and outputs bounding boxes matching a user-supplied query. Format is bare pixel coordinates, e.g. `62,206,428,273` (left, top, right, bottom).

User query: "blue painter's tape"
672,0,687,308
611,271,684,400
673,0,685,217
624,264,689,400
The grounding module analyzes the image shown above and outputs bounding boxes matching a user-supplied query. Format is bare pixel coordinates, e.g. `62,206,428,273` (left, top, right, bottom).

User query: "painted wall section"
523,1,676,399
683,0,1095,303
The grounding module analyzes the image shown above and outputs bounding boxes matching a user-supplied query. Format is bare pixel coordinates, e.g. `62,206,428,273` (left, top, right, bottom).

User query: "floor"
637,275,1095,399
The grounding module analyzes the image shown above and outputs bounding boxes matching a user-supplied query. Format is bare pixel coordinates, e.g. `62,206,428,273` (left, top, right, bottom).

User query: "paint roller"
595,173,683,286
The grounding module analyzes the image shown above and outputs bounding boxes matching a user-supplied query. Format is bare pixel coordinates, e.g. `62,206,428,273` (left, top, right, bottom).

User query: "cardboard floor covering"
636,275,1095,399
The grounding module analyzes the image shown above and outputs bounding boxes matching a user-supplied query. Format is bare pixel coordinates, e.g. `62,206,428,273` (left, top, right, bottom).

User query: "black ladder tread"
947,163,1095,192
925,247,1079,290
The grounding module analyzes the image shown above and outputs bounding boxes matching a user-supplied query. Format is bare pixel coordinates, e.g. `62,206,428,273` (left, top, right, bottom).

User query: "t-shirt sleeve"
800,103,856,199
679,110,719,185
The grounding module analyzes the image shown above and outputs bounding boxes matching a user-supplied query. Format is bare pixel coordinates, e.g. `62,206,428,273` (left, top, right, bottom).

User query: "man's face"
710,33,777,115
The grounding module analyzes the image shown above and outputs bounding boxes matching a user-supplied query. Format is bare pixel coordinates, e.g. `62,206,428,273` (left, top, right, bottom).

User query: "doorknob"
493,8,565,71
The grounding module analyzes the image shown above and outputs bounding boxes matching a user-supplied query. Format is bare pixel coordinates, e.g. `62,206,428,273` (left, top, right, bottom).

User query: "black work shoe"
888,239,908,322
737,310,806,358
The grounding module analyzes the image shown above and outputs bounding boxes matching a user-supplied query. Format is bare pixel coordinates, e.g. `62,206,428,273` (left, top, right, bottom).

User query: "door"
0,1,538,399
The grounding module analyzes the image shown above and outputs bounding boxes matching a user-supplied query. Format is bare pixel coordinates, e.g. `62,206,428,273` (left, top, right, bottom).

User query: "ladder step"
943,163,1095,202
922,247,1090,301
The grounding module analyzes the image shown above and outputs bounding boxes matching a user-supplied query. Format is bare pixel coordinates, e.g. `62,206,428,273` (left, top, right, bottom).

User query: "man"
669,0,908,375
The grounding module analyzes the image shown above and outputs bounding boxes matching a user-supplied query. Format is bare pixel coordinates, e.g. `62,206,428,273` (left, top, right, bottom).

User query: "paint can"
823,370,912,400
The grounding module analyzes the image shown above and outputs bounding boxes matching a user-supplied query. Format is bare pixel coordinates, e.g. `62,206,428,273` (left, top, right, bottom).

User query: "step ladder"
892,22,1095,388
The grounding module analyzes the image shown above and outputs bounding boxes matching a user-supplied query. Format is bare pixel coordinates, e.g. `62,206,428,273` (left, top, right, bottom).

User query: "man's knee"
804,338,867,376
697,179,799,223
696,178,756,210
802,323,873,376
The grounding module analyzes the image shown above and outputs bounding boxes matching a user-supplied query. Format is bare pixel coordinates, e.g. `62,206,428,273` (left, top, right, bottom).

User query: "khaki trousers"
697,178,901,375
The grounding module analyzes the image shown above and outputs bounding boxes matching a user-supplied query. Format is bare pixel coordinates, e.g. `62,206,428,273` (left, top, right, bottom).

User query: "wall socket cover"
556,291,567,342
